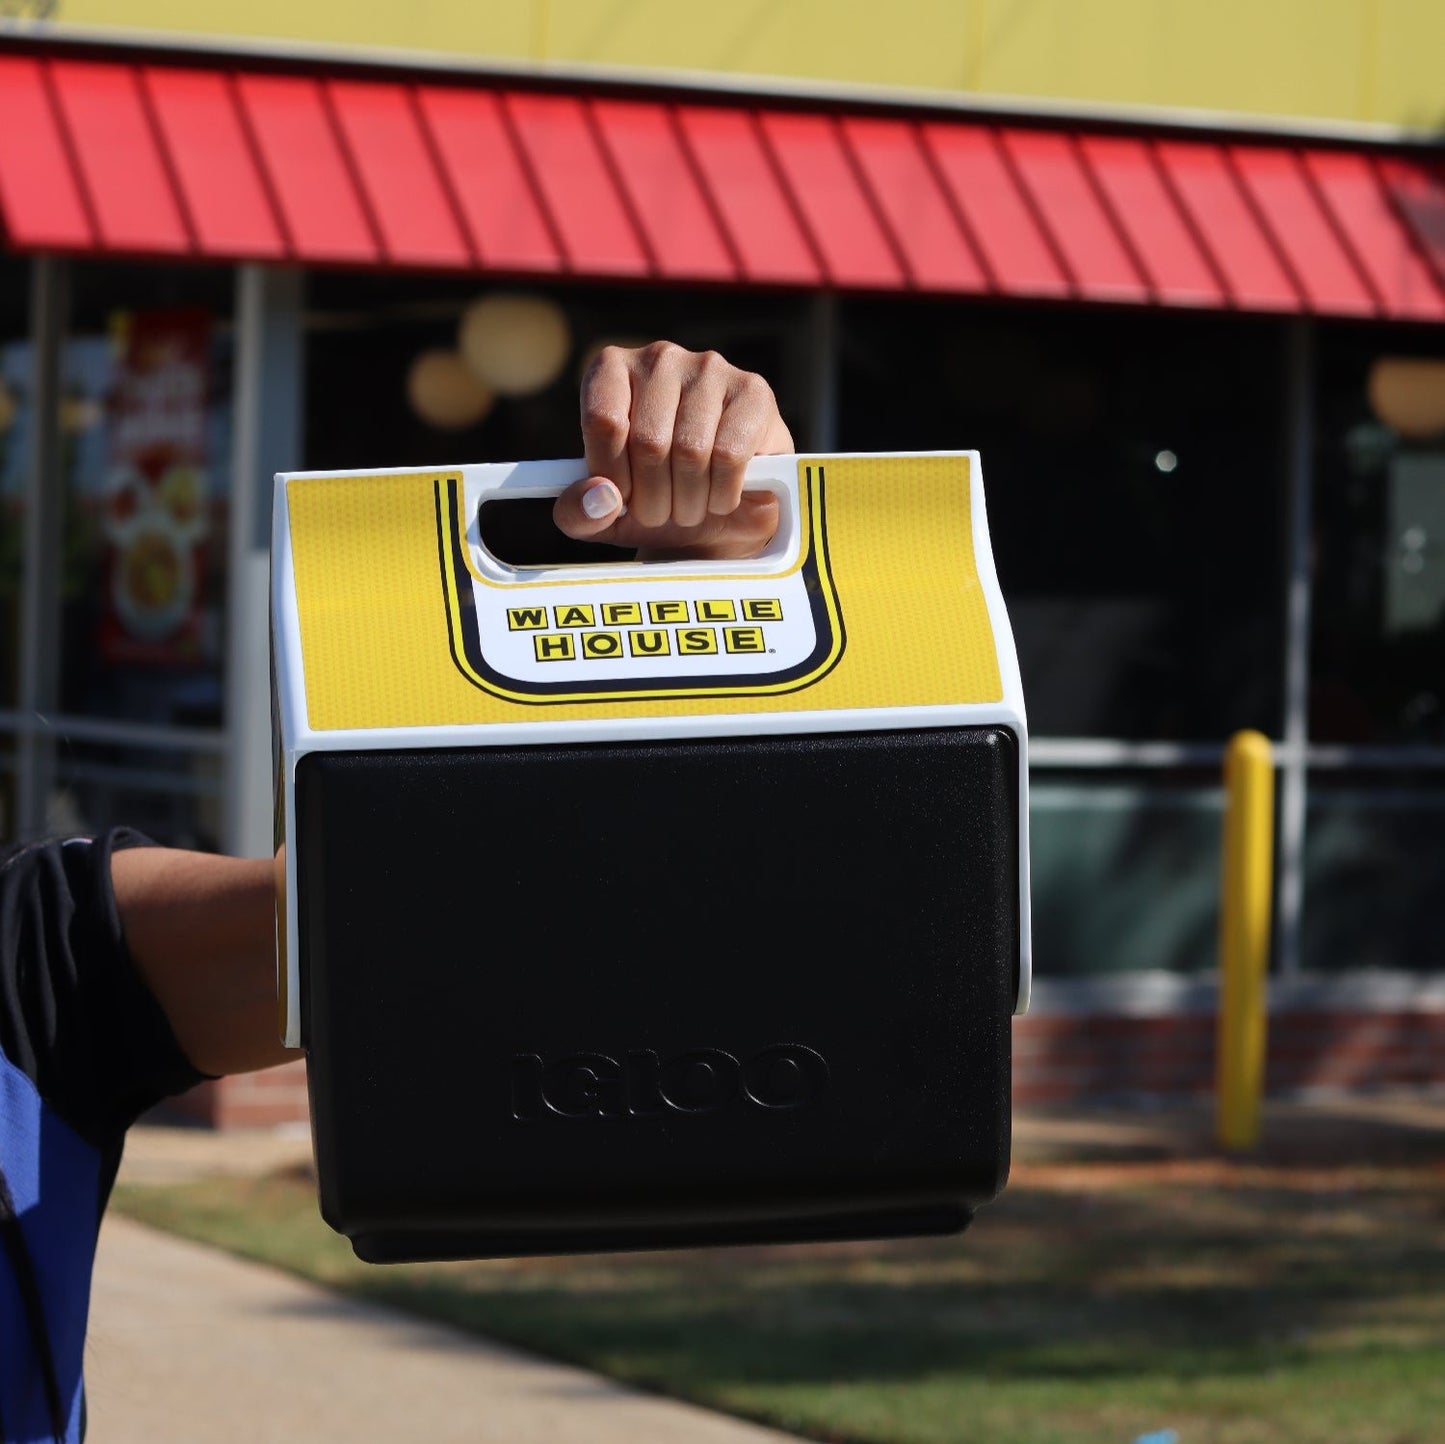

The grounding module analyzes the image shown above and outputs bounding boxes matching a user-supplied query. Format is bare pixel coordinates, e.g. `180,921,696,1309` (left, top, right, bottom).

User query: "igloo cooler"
271,452,1031,1262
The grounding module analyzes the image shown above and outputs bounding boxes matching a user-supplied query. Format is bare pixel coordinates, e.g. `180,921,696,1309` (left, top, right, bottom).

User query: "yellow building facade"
29,0,1445,132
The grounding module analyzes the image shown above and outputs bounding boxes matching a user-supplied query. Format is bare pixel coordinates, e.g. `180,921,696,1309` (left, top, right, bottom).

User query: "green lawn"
114,1124,1445,1444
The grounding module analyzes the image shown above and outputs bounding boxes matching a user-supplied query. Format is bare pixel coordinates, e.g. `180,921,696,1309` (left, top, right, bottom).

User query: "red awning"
0,50,1442,320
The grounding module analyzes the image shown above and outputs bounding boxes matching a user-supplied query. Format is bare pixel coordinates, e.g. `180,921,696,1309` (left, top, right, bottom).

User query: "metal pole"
1276,319,1315,978
15,256,68,841
223,265,303,858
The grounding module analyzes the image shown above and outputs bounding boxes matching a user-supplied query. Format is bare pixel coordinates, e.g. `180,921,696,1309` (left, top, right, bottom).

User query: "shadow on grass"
286,1167,1445,1393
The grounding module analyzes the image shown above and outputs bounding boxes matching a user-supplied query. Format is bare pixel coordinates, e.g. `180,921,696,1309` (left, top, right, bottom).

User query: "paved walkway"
91,1091,1445,1442
90,1212,801,1444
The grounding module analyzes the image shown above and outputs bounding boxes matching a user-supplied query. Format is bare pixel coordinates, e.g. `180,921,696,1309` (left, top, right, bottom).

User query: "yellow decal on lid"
286,455,1000,729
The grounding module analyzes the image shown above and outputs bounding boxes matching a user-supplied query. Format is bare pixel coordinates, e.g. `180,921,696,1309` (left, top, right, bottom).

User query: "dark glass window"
46,262,233,849
1301,768,1445,973
303,273,809,472
301,274,811,566
837,299,1288,741
1030,768,1225,977
1311,326,1445,745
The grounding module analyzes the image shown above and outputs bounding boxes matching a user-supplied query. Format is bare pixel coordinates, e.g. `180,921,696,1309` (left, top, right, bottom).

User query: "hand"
552,341,794,561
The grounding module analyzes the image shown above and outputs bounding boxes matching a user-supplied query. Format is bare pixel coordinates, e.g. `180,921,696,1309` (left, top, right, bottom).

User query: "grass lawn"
113,1110,1445,1444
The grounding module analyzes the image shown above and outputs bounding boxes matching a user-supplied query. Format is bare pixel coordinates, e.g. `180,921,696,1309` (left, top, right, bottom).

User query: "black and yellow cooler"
271,452,1031,1262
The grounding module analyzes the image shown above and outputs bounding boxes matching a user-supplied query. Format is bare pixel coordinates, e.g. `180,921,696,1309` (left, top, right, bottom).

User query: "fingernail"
582,480,623,520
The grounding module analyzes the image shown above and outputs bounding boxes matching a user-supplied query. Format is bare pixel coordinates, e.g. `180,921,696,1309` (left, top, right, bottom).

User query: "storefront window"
46,739,224,853
838,299,1287,742
1030,772,1224,976
303,273,810,558
303,275,810,569
1301,769,1445,973
58,265,233,722
1311,328,1445,745
38,263,234,847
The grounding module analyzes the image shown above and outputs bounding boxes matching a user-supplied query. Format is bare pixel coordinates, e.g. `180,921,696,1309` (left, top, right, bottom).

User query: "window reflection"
11,262,234,848
57,304,233,727
837,300,1286,741
1302,771,1445,973
302,273,808,474
1030,772,1224,976
1312,331,1445,745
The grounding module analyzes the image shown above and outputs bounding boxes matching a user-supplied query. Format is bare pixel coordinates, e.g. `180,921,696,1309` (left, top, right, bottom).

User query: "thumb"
552,476,627,542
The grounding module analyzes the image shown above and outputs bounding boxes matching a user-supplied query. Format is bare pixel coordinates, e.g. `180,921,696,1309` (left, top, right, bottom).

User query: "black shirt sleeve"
0,828,207,1154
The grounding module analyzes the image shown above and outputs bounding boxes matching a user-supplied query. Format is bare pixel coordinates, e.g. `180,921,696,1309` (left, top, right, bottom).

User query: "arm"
112,343,792,1079
110,846,289,1077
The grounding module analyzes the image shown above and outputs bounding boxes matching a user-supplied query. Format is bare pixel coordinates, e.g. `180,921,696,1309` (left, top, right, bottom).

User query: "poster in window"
98,308,211,666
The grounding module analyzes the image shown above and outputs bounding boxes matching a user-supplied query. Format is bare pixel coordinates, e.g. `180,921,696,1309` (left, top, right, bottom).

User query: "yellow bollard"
1215,729,1275,1151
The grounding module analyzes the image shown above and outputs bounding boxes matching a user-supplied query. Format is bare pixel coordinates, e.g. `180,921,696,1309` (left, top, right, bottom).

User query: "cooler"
271,452,1031,1261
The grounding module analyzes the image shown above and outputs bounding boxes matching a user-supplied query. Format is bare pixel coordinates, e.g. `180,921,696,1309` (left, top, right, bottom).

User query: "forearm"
111,846,292,1077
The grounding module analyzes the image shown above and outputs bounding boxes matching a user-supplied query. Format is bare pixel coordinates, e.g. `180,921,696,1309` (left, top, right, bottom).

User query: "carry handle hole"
478,497,635,568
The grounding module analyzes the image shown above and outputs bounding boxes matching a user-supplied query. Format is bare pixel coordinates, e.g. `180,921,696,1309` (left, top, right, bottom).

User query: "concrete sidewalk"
90,1212,802,1444
95,1120,815,1444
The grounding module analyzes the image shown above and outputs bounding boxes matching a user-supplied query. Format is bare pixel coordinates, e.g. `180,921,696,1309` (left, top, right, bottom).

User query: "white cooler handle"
462,455,803,583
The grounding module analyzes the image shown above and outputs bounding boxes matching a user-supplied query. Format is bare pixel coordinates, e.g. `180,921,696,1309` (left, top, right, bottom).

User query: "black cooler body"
298,727,1017,1261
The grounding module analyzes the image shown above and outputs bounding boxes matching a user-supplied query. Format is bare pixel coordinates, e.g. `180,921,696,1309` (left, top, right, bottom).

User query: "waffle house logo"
508,597,783,663
435,470,844,704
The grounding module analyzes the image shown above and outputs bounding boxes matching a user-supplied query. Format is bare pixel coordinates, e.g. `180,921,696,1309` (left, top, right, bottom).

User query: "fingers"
634,491,782,563
563,341,793,558
671,354,729,528
579,348,634,505
626,348,684,529
710,368,786,518
553,478,780,561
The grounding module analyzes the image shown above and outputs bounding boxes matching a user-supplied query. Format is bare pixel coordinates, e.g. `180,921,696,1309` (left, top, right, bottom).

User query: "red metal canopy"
0,50,1442,320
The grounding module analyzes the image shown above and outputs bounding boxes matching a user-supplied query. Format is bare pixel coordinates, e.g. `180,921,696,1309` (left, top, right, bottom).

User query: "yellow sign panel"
285,455,1001,730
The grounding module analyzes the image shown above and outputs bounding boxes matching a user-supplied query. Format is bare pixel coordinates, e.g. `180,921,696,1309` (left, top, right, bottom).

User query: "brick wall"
163,1007,1445,1128
163,1057,311,1130
1013,1008,1445,1103
1014,1014,1217,1103
1266,1009,1445,1093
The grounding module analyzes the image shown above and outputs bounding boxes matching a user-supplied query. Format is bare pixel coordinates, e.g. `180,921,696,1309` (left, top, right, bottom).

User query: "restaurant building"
0,3,1442,1123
